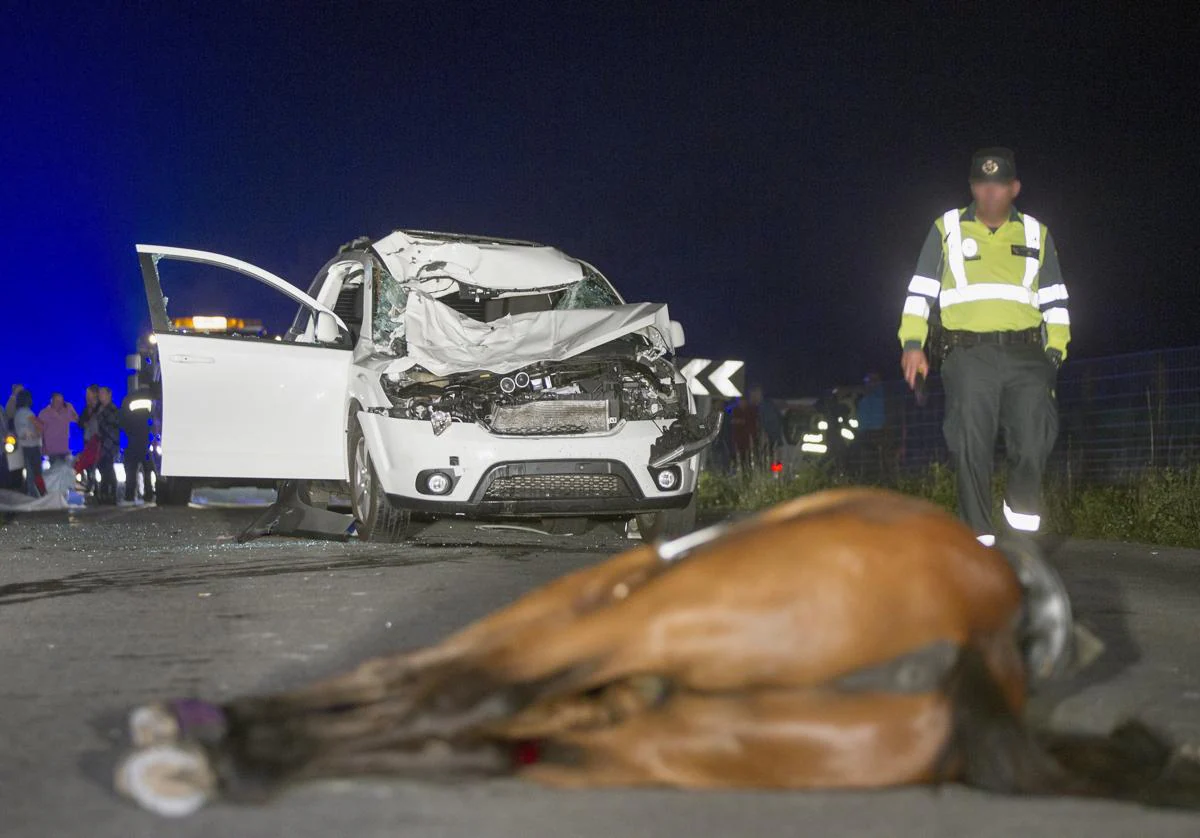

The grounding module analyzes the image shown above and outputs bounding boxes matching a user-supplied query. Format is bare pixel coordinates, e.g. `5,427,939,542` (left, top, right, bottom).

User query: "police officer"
897,148,1070,546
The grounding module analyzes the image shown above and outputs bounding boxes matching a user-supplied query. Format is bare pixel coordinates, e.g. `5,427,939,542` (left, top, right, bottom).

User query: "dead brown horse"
115,488,1200,816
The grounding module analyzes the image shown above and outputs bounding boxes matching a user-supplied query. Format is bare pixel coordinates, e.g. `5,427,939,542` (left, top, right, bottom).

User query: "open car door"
137,245,352,481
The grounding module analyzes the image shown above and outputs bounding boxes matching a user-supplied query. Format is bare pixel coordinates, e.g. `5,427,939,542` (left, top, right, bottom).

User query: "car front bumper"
357,413,697,516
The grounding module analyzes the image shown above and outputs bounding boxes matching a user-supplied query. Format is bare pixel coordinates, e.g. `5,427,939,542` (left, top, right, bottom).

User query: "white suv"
136,230,718,541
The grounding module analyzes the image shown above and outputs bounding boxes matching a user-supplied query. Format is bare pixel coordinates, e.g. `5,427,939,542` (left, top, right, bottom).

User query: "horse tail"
941,644,1200,809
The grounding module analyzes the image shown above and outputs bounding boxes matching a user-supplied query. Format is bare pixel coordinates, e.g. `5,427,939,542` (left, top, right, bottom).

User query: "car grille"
489,400,611,435
482,472,632,501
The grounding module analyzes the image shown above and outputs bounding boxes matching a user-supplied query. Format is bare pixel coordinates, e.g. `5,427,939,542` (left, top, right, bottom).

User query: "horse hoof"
130,703,180,747
114,744,215,817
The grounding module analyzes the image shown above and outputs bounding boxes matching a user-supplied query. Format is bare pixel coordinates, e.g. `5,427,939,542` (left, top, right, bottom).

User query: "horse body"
116,488,1200,815
477,489,1025,788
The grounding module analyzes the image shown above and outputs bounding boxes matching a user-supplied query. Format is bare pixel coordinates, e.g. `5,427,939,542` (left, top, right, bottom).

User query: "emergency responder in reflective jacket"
120,387,155,504
898,148,1070,546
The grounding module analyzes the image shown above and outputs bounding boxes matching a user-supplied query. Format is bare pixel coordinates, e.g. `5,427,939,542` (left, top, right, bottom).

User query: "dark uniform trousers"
124,434,153,502
940,343,1059,536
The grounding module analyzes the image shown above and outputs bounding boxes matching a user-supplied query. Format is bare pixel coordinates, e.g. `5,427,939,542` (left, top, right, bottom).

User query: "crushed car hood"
391,292,674,376
373,230,584,293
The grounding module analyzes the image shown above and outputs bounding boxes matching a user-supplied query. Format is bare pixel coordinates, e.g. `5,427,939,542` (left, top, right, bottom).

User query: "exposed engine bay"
356,228,721,471
379,342,685,437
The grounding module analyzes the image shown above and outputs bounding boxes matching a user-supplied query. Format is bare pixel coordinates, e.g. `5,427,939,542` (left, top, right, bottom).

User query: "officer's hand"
1046,349,1063,371
901,349,929,390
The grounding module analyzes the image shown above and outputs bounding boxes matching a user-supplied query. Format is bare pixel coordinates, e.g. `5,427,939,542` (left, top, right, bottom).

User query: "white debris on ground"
0,462,78,512
0,487,67,511
474,524,553,536
0,488,69,512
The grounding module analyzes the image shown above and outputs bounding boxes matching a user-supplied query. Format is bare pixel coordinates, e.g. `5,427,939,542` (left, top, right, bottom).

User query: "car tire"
347,413,411,543
157,477,193,507
636,494,697,542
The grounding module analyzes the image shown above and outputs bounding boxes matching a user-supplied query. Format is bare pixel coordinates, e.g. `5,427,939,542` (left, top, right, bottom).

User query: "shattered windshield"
372,260,409,354
554,268,620,310
371,260,620,355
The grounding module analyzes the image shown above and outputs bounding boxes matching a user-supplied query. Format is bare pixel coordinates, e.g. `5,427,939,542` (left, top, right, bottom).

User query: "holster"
927,323,947,372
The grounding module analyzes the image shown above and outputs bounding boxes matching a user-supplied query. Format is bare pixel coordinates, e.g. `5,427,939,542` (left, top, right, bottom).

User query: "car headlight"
416,469,456,496
425,472,453,494
650,466,682,491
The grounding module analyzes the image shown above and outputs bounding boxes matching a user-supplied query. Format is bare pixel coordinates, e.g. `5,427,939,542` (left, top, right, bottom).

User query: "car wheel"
157,477,193,507
636,494,697,542
347,415,411,543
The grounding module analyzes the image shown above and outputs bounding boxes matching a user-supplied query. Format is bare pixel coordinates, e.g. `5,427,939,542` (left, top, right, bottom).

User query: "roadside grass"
697,461,1200,549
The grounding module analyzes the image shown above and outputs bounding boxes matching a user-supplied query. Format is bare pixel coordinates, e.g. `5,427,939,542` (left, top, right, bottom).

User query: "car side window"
329,266,367,345
288,260,365,346
153,259,280,340
139,247,353,350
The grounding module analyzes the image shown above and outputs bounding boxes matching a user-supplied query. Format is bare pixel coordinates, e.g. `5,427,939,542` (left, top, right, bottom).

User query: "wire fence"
864,346,1200,484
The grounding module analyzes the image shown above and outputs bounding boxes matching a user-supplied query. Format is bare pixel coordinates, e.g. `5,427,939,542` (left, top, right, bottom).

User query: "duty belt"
944,327,1042,349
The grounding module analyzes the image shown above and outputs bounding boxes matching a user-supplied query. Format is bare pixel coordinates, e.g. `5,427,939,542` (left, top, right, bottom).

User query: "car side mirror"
669,320,686,349
315,311,340,344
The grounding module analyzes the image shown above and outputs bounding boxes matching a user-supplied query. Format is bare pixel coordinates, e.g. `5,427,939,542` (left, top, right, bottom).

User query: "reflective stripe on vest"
1043,307,1071,326
907,274,941,299
1021,213,1042,289
903,295,930,319
1037,283,1069,305
942,209,968,289
940,283,1038,309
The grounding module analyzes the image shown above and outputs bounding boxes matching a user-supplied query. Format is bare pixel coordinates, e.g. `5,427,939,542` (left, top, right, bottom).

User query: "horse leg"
219,676,674,799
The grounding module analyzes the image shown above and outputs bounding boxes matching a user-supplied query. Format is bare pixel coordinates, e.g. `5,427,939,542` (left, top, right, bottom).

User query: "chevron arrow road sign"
678,358,745,398
679,358,711,396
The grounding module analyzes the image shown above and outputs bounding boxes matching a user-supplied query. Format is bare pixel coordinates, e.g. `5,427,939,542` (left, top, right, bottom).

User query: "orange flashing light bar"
170,316,265,333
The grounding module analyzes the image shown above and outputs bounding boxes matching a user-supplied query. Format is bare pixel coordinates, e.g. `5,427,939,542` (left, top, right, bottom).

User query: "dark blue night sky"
3,2,1198,409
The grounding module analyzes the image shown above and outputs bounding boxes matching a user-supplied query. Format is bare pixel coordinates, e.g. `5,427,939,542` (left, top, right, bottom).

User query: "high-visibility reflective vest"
898,205,1071,358
120,389,155,436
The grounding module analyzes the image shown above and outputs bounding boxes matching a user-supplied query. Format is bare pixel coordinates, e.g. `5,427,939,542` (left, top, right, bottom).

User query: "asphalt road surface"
2,505,1199,837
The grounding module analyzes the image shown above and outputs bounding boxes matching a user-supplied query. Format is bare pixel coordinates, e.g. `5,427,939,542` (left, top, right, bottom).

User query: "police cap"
969,147,1017,183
